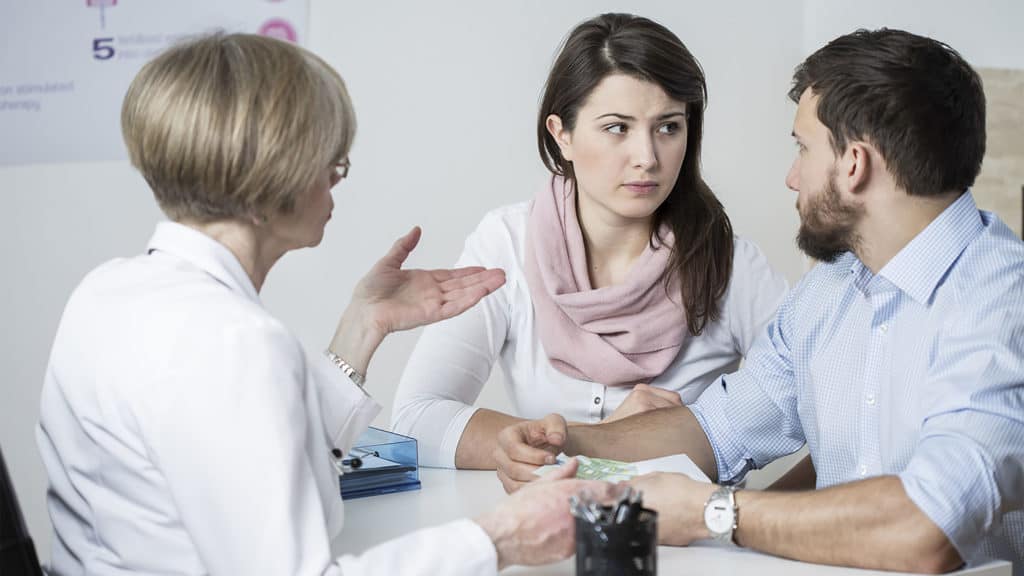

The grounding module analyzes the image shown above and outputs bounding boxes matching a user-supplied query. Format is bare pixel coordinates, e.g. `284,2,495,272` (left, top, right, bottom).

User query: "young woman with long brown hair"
393,13,788,472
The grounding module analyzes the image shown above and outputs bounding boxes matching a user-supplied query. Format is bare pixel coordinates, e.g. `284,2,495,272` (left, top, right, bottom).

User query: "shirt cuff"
311,352,381,451
453,518,499,575
690,377,753,484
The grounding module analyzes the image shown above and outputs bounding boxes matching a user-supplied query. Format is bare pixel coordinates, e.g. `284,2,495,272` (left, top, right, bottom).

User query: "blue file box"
338,427,421,500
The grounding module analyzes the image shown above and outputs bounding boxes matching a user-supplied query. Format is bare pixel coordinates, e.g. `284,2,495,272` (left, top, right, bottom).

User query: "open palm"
352,226,506,335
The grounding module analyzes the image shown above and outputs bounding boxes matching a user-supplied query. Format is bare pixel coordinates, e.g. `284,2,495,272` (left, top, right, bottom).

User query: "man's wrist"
702,484,740,545
732,489,751,548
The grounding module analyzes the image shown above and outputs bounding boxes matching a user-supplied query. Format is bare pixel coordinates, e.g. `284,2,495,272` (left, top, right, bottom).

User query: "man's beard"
796,170,864,263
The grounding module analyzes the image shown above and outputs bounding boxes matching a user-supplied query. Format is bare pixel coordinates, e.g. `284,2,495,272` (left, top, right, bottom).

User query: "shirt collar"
146,221,261,304
865,191,984,304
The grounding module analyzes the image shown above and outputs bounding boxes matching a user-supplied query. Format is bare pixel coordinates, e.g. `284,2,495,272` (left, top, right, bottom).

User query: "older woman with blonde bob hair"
37,33,604,576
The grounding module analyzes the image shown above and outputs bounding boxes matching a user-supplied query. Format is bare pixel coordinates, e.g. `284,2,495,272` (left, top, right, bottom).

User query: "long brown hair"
537,13,733,336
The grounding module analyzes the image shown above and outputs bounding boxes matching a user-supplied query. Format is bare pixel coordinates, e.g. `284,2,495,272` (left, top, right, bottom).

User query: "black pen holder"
575,507,657,576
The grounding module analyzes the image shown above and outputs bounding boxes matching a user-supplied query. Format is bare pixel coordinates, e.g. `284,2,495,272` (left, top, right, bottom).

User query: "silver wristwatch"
703,485,738,545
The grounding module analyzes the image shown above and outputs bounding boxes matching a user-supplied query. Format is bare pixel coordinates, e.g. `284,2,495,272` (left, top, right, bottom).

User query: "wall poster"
0,1,308,166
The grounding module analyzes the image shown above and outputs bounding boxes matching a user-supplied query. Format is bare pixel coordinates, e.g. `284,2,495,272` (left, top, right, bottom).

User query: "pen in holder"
572,485,657,576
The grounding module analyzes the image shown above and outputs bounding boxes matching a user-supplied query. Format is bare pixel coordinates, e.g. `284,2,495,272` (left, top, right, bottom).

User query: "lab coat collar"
147,221,261,304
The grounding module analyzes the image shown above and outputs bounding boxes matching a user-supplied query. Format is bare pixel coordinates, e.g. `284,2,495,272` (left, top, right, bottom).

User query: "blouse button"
593,396,601,405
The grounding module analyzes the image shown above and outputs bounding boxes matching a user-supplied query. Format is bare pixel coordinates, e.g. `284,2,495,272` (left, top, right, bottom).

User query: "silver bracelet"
324,350,366,387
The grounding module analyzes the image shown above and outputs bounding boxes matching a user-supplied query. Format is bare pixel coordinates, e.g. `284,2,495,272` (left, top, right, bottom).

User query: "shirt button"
879,323,888,334
866,393,876,405
593,396,602,405
859,464,868,476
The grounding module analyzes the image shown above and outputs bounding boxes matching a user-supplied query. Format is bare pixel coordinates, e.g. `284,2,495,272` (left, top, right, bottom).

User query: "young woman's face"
548,74,688,226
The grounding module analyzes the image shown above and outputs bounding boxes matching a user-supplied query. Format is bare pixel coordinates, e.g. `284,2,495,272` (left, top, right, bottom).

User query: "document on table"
534,453,710,483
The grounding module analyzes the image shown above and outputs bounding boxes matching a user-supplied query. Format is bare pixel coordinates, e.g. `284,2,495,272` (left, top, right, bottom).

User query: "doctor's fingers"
437,278,507,320
433,266,506,288
378,226,422,269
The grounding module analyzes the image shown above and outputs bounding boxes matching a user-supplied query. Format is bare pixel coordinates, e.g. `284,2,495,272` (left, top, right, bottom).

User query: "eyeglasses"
335,158,351,180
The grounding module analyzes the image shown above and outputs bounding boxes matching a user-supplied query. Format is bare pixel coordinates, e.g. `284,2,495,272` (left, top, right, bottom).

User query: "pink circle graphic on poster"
259,19,297,42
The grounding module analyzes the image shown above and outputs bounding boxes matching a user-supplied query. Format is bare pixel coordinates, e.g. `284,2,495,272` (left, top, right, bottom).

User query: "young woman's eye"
604,123,627,135
657,122,681,135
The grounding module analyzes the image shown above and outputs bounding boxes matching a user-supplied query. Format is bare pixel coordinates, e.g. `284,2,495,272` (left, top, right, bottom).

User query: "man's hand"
475,460,613,570
603,384,683,423
628,472,717,546
494,414,568,493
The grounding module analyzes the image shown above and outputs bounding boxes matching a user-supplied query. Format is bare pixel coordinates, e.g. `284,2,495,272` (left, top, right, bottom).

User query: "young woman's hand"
602,383,683,423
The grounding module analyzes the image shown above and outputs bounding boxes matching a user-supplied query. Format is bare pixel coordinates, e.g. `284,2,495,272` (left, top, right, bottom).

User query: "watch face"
704,497,734,534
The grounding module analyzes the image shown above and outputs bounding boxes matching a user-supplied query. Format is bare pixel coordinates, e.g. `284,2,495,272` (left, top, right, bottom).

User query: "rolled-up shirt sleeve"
690,289,807,484
898,297,1024,565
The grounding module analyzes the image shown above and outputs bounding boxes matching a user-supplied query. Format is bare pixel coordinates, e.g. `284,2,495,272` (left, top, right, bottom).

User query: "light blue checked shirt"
691,191,1024,570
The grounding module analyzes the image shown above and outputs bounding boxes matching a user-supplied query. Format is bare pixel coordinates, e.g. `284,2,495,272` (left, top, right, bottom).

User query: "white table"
333,468,1011,575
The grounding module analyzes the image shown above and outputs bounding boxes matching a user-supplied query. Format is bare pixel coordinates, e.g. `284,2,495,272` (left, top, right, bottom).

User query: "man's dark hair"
790,28,986,197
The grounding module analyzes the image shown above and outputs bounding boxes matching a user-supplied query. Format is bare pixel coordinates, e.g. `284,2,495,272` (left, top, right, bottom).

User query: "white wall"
2,0,1020,561
804,0,1024,69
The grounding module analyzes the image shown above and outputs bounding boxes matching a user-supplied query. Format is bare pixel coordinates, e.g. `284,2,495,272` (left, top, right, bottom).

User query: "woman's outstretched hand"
329,226,506,375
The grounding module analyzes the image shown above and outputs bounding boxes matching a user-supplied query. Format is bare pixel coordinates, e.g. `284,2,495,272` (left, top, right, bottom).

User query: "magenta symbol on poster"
258,19,297,43
86,0,117,29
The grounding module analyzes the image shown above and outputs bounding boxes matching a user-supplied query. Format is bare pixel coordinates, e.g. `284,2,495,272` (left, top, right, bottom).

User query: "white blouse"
37,222,497,576
392,202,789,468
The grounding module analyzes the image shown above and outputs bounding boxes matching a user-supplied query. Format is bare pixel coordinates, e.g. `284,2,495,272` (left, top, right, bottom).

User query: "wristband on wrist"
324,350,366,387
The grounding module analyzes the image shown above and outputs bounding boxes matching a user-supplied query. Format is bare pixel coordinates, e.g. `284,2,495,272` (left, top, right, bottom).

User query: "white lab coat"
37,221,497,575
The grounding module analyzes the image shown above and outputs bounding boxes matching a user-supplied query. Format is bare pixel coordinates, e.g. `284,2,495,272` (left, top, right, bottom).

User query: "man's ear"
545,114,573,162
843,142,873,197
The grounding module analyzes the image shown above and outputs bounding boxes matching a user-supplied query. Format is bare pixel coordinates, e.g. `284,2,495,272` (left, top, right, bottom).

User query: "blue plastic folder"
337,427,421,500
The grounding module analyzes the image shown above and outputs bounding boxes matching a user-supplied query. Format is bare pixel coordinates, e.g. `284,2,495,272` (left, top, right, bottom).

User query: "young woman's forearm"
455,409,526,469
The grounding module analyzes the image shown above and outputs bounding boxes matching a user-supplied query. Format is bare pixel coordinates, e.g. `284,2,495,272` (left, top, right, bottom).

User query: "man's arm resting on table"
765,454,816,491
735,475,962,574
565,406,719,482
454,403,680,470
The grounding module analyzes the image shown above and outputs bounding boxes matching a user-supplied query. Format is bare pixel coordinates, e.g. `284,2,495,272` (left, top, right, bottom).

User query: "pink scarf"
524,175,687,385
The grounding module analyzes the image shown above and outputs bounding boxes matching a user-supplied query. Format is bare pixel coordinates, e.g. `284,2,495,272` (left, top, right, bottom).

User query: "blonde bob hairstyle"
121,32,355,222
